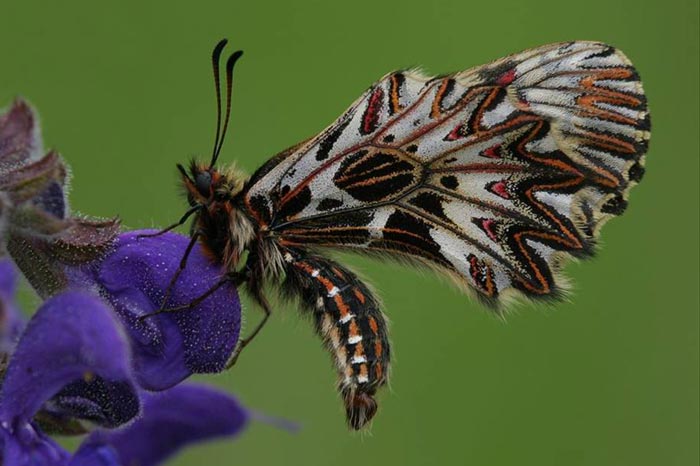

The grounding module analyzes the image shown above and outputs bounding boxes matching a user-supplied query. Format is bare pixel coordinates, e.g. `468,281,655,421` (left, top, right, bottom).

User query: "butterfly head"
178,160,245,206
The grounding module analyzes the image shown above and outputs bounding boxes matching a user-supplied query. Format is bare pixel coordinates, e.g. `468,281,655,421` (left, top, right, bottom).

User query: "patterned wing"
244,42,650,306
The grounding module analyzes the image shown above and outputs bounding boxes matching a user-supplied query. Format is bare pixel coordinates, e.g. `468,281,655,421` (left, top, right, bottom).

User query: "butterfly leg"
282,248,391,430
136,229,204,322
137,269,246,321
137,204,203,238
225,283,272,369
157,230,203,311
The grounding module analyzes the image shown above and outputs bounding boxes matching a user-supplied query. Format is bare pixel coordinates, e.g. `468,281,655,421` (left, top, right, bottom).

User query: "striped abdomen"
282,248,390,429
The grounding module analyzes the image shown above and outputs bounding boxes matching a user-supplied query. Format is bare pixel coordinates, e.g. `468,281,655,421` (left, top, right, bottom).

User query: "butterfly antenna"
210,48,244,168
209,39,228,167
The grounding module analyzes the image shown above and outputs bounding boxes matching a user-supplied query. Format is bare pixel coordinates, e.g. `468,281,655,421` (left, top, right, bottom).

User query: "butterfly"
147,39,650,429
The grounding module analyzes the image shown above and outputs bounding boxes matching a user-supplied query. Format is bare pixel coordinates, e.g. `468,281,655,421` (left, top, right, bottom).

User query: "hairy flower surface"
0,99,119,298
72,230,242,390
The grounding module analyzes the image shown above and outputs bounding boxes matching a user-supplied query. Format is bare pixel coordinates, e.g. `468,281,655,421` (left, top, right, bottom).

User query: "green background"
1,1,697,465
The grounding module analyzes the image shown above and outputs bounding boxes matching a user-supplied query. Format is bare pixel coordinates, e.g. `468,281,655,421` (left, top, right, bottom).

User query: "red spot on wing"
467,254,497,296
497,68,516,86
468,254,483,283
481,144,502,159
479,218,498,241
445,123,464,141
362,87,384,135
488,180,511,199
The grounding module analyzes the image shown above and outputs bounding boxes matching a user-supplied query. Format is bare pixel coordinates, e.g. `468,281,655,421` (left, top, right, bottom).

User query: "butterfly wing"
244,41,650,306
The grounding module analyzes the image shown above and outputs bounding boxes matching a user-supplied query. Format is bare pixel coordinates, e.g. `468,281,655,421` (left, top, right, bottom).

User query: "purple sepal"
76,383,249,466
0,99,43,169
0,100,121,300
77,230,240,390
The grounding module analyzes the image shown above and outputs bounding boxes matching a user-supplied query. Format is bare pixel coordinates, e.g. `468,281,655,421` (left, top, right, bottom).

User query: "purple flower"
72,230,242,390
0,259,248,466
0,99,256,466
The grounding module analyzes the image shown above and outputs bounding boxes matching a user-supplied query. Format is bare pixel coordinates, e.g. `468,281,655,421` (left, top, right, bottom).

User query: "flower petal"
1,423,70,466
68,444,120,466
76,383,249,466
0,257,17,296
0,259,24,354
78,230,240,390
47,377,139,429
0,290,138,424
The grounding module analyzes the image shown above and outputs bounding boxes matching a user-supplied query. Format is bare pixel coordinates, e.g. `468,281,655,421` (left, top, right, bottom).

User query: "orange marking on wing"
581,130,637,154
513,225,596,294
512,231,551,293
516,122,581,175
339,151,376,178
432,163,524,174
524,180,583,247
484,265,496,297
353,289,366,304
390,74,402,114
579,85,641,106
576,95,638,126
341,171,414,190
515,117,621,190
473,87,502,132
431,79,451,119
580,68,635,88
336,162,414,186
516,120,589,246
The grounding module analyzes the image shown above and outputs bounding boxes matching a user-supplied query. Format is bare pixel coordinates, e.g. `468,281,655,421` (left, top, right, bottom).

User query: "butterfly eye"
194,171,212,197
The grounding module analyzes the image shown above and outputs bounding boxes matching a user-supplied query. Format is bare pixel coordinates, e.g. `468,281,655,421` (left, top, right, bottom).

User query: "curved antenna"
210,39,228,165
210,49,244,168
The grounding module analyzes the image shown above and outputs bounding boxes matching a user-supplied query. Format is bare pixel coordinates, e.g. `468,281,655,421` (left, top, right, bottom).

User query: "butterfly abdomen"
282,248,390,429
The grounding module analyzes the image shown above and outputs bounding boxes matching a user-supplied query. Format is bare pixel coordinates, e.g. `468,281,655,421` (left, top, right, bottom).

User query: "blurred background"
1,1,697,465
